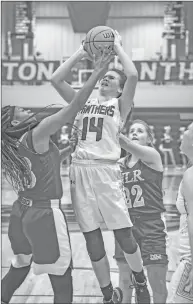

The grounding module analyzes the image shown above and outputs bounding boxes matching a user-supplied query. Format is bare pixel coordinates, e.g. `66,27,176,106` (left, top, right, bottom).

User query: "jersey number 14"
81,117,104,142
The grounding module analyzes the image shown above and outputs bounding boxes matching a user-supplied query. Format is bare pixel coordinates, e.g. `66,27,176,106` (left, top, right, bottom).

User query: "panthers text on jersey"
72,98,124,161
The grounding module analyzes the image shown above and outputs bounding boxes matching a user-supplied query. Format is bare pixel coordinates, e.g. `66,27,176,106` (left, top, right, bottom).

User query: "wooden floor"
1,229,180,303
1,166,183,303
2,230,119,303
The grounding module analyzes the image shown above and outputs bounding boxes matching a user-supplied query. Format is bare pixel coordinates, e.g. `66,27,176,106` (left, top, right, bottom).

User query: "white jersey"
176,181,191,261
72,98,123,161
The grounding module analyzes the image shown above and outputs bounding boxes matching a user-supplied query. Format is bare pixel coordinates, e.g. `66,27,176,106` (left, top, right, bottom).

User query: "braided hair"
2,104,64,192
1,106,38,192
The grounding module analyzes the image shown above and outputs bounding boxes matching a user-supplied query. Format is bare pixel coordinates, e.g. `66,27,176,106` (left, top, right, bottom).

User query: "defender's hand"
79,40,94,61
93,47,115,72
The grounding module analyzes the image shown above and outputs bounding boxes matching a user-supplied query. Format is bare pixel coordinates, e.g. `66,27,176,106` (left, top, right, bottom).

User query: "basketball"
84,26,114,58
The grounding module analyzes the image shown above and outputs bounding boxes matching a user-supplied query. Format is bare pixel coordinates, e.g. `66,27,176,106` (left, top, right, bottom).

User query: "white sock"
91,255,111,288
123,245,143,272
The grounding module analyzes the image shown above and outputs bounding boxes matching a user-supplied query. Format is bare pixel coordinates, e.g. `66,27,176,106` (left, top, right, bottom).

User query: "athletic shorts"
114,213,168,266
8,198,72,276
70,159,133,232
168,259,193,303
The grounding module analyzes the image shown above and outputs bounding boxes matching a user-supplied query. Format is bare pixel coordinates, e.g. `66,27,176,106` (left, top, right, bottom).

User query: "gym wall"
2,2,165,60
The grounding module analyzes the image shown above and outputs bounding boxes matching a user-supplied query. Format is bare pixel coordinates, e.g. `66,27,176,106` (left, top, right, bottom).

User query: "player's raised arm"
51,44,92,104
33,51,113,142
113,30,138,122
119,132,162,166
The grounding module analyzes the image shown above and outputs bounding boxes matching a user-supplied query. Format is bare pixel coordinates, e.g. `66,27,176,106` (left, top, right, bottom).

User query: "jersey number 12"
81,117,104,141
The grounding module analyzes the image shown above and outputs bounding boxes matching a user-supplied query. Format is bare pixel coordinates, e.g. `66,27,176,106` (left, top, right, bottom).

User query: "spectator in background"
177,127,187,169
159,126,176,170
59,126,69,148
168,122,193,303
58,126,71,167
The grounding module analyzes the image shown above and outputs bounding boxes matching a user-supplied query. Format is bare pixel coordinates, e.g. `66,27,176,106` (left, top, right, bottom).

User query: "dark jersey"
119,156,165,216
161,134,172,149
18,130,63,200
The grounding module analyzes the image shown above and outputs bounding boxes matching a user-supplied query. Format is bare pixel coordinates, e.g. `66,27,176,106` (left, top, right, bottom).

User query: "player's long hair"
111,68,127,89
1,105,55,192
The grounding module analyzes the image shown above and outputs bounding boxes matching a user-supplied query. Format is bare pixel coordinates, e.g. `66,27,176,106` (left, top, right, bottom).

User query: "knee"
114,228,137,254
83,229,106,262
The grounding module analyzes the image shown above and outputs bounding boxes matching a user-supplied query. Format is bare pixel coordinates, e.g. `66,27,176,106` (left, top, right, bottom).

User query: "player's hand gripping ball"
84,26,115,59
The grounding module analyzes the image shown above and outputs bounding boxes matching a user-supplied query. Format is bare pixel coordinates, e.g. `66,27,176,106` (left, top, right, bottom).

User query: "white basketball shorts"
70,159,133,232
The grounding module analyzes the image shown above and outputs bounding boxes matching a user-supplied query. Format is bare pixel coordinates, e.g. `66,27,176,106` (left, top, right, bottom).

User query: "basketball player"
168,122,193,303
52,30,150,304
114,120,168,303
1,49,111,304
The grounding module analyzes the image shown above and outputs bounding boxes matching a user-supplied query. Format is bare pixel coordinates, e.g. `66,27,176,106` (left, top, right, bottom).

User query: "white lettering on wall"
159,62,176,80
37,62,55,81
3,62,18,80
18,63,36,81
179,62,193,80
140,62,157,80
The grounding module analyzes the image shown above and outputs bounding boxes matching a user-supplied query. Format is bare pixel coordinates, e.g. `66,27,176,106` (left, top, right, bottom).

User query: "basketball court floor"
1,166,183,303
